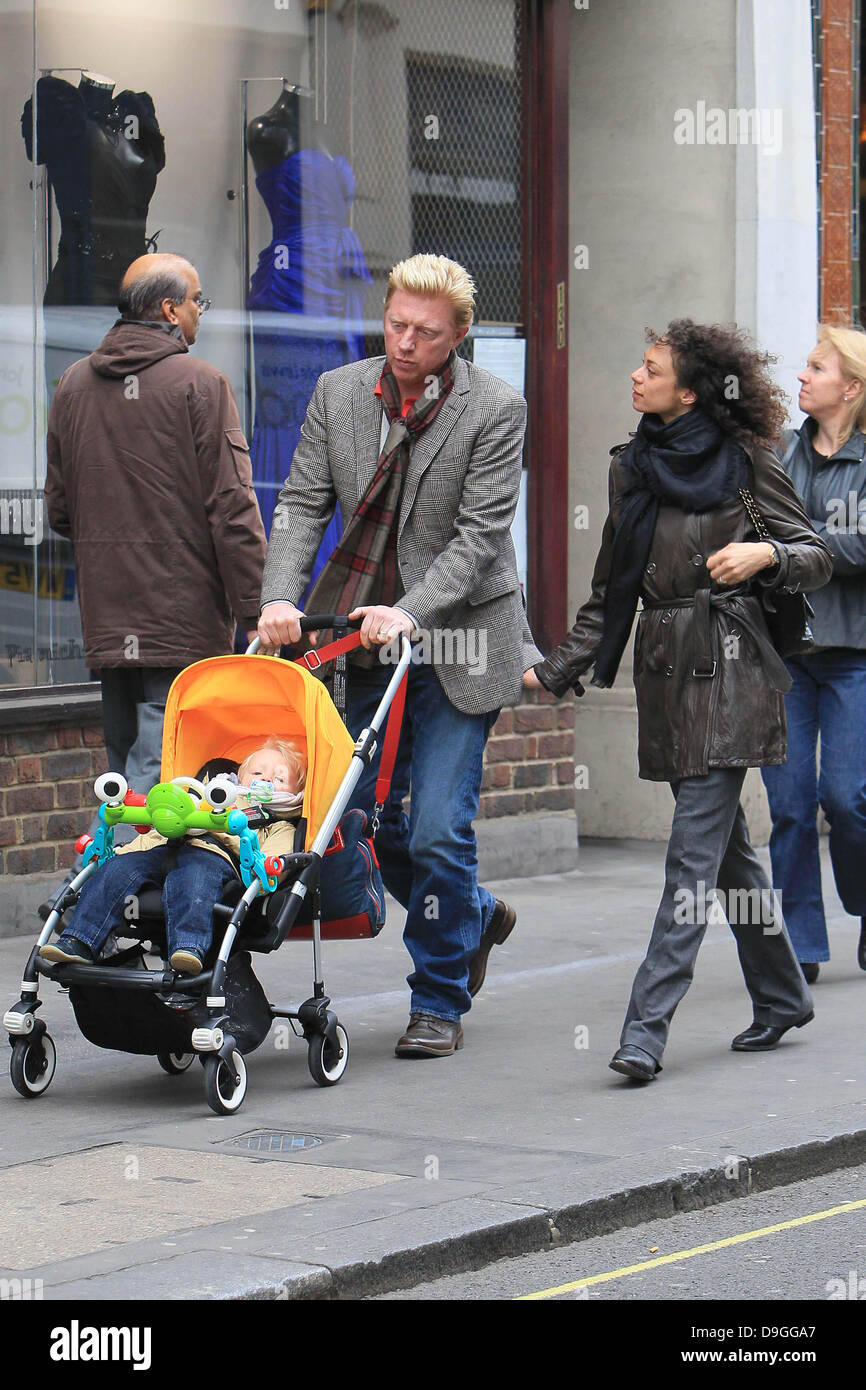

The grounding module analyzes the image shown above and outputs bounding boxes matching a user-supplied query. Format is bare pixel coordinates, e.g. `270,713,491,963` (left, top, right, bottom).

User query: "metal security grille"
406,28,523,327
322,0,523,334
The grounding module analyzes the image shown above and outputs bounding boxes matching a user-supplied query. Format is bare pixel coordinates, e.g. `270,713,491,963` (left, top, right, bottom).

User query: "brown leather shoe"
468,898,517,997
395,1013,464,1058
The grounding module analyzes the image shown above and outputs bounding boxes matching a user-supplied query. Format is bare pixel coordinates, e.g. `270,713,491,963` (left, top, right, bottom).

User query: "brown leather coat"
536,444,833,781
45,321,266,668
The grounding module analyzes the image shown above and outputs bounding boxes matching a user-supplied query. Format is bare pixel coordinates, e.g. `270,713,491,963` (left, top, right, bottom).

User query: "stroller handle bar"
246,613,363,655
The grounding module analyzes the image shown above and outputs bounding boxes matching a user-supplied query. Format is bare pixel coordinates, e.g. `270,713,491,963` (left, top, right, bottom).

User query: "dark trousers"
621,768,812,1062
87,667,183,847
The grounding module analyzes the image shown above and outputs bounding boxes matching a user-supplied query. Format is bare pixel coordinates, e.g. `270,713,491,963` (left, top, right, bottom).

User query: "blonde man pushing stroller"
40,738,305,976
258,253,541,1057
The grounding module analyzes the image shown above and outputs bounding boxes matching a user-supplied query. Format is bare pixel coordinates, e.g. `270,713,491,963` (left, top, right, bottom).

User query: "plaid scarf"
303,352,457,640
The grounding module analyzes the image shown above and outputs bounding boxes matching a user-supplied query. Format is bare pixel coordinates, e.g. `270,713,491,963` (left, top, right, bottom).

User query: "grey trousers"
620,767,812,1062
86,667,183,847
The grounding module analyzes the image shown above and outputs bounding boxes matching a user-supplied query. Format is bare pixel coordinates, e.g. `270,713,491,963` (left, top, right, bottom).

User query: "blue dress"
248,150,372,587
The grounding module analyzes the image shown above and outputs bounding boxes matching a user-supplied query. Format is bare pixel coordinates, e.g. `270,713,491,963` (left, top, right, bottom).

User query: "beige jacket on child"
115,813,301,882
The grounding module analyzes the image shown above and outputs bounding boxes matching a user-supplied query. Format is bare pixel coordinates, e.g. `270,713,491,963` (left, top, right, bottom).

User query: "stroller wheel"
203,1050,247,1114
157,1050,196,1075
10,1034,56,1099
307,1024,349,1087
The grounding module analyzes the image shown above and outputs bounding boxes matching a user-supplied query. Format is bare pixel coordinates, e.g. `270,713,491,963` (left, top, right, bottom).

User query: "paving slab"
2,1144,404,1266
40,1253,331,1302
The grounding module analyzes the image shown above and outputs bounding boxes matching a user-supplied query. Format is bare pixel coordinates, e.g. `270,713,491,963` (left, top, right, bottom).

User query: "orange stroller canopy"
160,654,355,848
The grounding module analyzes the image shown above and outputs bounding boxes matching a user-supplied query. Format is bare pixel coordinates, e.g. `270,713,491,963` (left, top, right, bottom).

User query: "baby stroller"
4,617,411,1114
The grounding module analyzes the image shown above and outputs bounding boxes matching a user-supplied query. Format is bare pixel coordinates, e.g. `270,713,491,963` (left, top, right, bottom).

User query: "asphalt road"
375,1161,866,1307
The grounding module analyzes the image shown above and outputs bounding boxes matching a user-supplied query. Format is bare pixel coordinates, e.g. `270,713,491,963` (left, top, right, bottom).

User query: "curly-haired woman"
761,325,866,984
526,320,833,1081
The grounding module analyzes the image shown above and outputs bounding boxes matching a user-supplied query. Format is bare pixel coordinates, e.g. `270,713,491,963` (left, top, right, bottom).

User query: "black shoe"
859,918,866,972
731,1010,814,1052
801,962,820,985
609,1045,661,1082
39,935,95,965
468,899,517,997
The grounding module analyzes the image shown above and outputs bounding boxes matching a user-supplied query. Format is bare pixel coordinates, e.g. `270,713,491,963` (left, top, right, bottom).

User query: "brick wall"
479,686,576,819
0,724,107,875
0,692,575,875
819,0,856,319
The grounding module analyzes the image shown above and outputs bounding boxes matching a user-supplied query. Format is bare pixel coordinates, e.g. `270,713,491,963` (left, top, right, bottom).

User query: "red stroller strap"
375,668,408,807
294,633,408,803
295,631,363,670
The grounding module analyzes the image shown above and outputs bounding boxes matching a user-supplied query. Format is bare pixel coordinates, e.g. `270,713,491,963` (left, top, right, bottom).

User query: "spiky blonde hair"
385,253,476,330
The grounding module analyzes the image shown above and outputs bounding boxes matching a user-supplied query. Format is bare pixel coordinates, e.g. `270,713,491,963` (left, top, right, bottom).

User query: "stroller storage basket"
68,948,272,1057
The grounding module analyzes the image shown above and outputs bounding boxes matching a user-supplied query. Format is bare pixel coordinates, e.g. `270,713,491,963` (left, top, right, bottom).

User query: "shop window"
1,0,525,688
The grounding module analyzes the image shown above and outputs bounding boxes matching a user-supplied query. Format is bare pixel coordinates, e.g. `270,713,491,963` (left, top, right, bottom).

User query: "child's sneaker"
39,935,95,965
169,949,204,977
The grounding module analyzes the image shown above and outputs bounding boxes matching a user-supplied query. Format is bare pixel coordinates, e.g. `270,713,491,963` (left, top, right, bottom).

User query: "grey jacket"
261,355,541,715
777,422,866,651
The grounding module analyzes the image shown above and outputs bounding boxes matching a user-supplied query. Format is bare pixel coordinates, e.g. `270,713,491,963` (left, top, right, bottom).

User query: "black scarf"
592,408,750,688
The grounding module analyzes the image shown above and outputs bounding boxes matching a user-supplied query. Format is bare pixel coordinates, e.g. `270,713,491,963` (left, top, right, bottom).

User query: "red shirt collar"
374,377,416,417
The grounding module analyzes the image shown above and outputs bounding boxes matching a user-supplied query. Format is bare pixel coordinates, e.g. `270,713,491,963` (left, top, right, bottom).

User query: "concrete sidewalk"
1,838,864,1300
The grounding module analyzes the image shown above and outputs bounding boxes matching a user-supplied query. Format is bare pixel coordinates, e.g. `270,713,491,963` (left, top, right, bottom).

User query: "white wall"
735,0,819,420
566,0,798,841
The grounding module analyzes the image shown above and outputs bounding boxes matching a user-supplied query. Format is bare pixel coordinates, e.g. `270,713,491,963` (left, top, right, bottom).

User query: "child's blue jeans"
66,844,238,960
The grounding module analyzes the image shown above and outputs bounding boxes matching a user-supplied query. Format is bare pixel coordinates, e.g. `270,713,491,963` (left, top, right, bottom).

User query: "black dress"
22,76,165,306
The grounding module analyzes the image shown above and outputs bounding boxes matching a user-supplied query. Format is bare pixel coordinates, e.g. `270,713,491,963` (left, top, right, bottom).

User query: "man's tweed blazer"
261,354,542,715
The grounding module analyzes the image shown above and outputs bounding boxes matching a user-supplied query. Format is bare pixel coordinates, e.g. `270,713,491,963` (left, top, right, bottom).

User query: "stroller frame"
4,625,412,1114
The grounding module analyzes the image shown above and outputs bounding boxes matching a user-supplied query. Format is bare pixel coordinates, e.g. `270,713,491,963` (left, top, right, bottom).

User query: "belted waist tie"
641,589,792,694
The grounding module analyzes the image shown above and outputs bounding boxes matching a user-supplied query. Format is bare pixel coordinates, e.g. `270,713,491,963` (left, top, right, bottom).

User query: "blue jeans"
346,660,499,1020
67,844,238,960
761,650,866,962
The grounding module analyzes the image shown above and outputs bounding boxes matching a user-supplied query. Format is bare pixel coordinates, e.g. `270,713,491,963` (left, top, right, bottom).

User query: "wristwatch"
764,541,782,573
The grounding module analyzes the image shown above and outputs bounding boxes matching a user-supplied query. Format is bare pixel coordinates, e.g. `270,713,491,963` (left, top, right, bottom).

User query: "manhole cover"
218,1130,338,1153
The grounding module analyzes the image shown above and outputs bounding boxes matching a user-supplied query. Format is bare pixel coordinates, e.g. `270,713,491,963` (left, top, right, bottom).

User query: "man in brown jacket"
45,253,266,828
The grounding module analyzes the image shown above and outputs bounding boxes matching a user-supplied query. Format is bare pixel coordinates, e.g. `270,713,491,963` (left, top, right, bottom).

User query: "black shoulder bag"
739,487,815,658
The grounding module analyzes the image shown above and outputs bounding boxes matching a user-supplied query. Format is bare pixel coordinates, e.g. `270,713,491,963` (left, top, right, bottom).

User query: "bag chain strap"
738,487,772,543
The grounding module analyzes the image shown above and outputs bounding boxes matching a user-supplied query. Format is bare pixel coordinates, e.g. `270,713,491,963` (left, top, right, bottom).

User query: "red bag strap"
375,669,408,811
294,634,409,809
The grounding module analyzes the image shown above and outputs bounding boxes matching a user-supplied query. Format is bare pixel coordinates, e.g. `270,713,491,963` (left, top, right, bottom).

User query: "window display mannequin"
22,71,165,306
246,82,371,566
19,71,165,691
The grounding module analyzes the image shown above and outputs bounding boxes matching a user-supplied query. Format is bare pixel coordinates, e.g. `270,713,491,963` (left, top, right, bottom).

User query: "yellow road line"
517,1195,866,1300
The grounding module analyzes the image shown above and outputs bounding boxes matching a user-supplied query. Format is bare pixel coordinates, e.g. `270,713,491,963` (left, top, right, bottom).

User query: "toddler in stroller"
6,622,410,1112
39,737,306,976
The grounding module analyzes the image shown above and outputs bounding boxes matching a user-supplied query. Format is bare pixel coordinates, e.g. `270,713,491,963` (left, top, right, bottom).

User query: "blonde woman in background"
762,324,866,983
